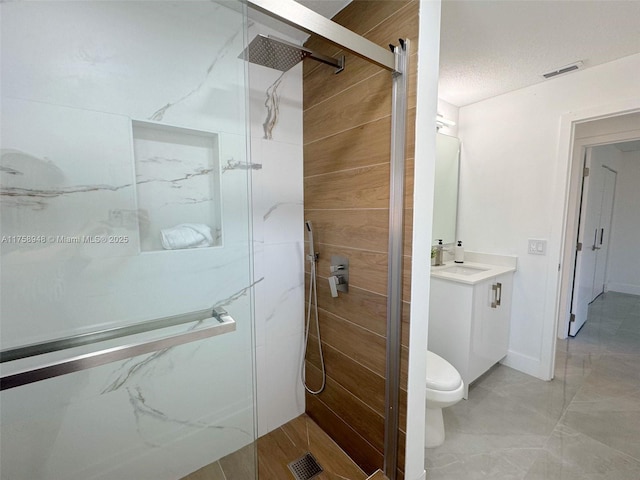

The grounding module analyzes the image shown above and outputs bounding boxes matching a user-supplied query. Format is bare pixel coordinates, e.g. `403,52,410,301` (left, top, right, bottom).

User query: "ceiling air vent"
543,61,584,79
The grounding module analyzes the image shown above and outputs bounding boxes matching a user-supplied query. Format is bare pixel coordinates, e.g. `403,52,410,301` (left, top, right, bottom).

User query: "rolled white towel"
160,223,214,250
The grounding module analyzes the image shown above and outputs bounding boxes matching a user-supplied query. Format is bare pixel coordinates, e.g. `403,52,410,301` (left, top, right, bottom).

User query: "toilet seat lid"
426,351,462,391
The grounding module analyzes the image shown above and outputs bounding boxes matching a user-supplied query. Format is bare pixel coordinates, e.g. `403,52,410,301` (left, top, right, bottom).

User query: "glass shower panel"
0,1,256,479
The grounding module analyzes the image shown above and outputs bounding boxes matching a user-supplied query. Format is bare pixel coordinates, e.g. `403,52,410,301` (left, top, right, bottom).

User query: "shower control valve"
328,275,344,298
328,254,349,297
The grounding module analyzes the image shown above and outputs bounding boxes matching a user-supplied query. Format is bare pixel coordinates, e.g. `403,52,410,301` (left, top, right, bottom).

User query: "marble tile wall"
0,1,304,479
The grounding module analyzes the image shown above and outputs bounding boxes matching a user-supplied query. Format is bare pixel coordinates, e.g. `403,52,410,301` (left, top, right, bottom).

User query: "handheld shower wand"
305,221,318,262
302,221,325,394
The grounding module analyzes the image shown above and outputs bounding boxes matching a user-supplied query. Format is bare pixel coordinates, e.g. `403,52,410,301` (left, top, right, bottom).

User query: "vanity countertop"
431,253,517,285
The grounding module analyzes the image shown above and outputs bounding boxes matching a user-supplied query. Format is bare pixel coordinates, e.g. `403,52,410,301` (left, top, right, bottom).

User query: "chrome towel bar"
0,307,235,391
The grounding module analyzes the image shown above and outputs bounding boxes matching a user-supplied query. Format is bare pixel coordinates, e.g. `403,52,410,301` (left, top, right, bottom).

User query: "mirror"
432,133,460,244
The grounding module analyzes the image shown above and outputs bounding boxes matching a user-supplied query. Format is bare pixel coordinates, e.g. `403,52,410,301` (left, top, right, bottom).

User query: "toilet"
425,350,464,448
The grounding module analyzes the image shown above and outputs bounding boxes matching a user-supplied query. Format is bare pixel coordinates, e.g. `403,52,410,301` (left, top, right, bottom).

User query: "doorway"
569,148,618,336
558,111,640,341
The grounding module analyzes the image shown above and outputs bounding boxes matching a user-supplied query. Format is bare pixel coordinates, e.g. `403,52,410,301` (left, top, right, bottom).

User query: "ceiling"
439,0,640,107
258,1,640,108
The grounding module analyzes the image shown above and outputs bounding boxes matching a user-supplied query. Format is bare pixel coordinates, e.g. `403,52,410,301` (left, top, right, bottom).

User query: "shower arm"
307,50,345,74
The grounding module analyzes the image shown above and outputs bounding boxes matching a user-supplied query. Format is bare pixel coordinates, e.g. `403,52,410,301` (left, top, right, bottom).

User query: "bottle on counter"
454,240,464,264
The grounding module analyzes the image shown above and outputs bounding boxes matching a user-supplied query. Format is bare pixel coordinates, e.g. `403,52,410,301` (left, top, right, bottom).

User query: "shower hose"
301,254,326,394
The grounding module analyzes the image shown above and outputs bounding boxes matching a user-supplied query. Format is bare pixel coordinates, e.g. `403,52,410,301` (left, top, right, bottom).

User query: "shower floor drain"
288,452,323,480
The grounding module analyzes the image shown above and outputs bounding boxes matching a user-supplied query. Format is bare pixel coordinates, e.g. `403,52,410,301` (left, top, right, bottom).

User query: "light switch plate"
528,239,547,255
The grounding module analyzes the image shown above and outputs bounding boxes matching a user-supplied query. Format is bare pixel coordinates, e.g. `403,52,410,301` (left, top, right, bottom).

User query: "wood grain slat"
315,309,387,376
217,444,256,480
306,242,388,295
398,430,406,474
302,0,420,473
304,51,380,110
302,1,414,79
362,1,419,49
401,301,411,347
257,429,303,479
305,163,390,210
277,414,368,480
303,209,389,253
408,52,417,108
306,338,386,416
303,2,418,108
367,470,390,480
306,362,385,451
307,276,388,337
304,115,391,177
332,1,414,38
401,346,409,389
305,414,369,480
402,251,412,302
279,414,309,450
304,70,392,145
399,387,408,433
306,393,384,475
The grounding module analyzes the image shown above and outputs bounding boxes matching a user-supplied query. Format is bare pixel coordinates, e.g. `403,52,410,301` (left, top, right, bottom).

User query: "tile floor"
425,291,640,479
183,413,374,480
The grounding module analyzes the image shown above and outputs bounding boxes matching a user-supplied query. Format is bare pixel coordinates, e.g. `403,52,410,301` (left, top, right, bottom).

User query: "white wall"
437,98,459,137
608,150,640,295
456,53,640,379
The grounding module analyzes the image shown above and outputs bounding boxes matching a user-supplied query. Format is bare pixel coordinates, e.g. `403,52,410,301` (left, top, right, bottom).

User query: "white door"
592,167,617,298
570,149,602,336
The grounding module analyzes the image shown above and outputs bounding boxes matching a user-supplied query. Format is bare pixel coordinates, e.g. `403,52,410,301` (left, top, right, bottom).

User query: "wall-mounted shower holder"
328,255,349,297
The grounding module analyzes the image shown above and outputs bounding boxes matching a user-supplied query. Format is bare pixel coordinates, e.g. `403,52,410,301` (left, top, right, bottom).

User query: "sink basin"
440,265,489,276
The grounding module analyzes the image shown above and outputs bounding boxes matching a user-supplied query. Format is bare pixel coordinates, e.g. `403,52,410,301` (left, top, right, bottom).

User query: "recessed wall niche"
132,120,222,252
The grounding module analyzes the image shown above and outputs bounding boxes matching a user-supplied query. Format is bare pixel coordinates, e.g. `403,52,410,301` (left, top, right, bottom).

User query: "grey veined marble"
426,292,640,480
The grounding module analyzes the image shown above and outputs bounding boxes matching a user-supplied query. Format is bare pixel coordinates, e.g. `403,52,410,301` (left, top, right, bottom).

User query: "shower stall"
0,1,415,479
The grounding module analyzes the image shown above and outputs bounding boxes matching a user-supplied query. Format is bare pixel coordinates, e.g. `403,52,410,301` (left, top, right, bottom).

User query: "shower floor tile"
181,413,367,479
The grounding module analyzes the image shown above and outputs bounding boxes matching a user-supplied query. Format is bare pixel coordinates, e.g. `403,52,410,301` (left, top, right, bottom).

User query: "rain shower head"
239,34,344,73
240,34,310,72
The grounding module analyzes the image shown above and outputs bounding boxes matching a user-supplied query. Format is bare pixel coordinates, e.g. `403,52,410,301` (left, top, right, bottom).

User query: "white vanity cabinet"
428,270,514,399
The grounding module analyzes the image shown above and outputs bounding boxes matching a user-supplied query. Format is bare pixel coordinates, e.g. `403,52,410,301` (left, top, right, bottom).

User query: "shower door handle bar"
1,307,230,364
0,312,235,391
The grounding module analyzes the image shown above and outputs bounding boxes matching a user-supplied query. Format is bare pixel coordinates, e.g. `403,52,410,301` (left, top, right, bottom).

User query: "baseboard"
500,350,543,379
607,283,640,296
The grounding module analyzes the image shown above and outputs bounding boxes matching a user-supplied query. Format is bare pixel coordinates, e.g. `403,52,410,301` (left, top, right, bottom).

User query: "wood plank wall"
302,1,419,478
